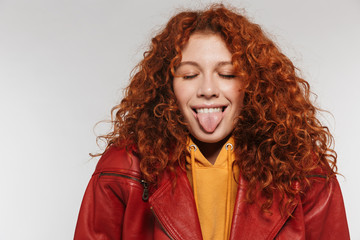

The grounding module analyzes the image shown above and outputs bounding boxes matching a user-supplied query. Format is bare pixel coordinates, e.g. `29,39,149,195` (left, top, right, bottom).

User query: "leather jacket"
74,146,350,239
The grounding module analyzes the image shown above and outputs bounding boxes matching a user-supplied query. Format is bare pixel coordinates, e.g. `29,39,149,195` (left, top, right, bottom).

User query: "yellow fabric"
186,137,239,240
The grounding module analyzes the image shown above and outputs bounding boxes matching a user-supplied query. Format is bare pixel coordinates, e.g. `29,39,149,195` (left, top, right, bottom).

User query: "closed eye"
219,74,236,79
183,74,198,80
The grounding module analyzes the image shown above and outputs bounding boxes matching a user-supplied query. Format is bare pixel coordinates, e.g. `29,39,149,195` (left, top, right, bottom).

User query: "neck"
191,135,230,165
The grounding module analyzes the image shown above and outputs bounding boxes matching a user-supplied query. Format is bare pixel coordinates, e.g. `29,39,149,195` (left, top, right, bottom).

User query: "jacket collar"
149,167,203,240
229,176,298,239
149,167,298,240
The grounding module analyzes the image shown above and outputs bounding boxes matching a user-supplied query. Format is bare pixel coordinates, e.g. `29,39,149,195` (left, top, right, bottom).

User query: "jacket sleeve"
74,173,126,240
302,176,350,239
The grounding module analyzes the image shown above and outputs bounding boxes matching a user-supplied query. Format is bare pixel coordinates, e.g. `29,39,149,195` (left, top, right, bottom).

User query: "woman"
75,4,349,239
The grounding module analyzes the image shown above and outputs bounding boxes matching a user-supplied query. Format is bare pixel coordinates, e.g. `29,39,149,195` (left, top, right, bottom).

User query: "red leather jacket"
74,147,350,239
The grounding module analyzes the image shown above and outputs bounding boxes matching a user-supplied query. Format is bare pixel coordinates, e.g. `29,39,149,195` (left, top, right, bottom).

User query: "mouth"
191,106,227,133
192,106,227,114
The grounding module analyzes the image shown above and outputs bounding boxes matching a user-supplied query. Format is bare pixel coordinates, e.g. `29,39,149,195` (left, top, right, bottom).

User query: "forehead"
180,33,232,63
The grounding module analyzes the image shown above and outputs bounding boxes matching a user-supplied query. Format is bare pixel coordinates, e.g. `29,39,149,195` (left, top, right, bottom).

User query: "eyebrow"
177,61,233,68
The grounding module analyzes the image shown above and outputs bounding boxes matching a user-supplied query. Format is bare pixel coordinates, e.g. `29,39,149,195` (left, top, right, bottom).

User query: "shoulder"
298,174,349,238
93,145,141,178
302,166,335,192
288,164,340,205
300,172,343,209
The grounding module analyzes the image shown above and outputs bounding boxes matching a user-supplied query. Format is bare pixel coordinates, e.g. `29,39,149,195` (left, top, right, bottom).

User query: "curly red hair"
100,4,337,212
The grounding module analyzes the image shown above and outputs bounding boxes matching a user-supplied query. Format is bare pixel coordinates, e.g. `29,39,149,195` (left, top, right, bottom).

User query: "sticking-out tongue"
197,111,223,133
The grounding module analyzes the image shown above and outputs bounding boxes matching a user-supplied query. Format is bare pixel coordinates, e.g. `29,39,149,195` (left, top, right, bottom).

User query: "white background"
1,0,359,239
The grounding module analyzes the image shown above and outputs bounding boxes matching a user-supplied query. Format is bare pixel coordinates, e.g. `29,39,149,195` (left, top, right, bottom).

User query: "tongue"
197,112,223,133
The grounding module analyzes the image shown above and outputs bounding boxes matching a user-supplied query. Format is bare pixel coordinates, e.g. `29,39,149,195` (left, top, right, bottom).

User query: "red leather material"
149,168,203,240
74,147,154,240
229,180,299,239
75,147,350,240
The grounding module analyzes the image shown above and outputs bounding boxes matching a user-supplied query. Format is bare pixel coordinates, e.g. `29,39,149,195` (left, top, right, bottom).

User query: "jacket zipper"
99,172,149,201
100,172,173,238
150,206,175,240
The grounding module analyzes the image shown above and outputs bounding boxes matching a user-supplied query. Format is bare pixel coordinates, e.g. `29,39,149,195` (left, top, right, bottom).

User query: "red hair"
99,4,337,212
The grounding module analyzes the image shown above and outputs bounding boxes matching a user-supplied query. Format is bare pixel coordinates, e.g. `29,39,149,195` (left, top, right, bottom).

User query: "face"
173,33,244,143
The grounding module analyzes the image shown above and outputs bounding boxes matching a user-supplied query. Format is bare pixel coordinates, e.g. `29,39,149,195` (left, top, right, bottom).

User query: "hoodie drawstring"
225,143,233,240
189,144,199,214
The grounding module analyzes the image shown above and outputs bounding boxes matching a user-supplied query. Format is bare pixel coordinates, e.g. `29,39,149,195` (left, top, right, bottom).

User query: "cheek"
232,81,244,102
223,84,244,104
228,90,245,115
235,90,245,106
173,80,188,109
173,79,195,105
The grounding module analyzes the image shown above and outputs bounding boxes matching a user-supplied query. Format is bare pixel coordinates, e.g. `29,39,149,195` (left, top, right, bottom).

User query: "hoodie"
186,137,239,240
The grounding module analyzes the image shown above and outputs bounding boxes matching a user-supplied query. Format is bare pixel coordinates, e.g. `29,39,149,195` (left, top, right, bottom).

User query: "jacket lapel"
149,168,298,240
149,168,203,240
230,177,298,240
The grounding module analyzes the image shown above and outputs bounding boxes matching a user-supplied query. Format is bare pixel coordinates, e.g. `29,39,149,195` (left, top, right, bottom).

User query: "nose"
197,74,219,98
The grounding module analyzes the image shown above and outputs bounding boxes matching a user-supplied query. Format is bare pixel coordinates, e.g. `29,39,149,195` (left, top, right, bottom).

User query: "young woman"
75,5,349,240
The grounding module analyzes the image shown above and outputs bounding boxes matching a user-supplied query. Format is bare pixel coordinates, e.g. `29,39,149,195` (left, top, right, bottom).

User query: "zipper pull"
141,180,149,201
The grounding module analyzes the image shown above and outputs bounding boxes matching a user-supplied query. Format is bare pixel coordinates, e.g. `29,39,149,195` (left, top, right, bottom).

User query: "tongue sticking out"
197,112,223,133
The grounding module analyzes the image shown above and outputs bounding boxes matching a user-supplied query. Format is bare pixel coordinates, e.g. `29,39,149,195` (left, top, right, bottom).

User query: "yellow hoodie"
186,137,239,240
